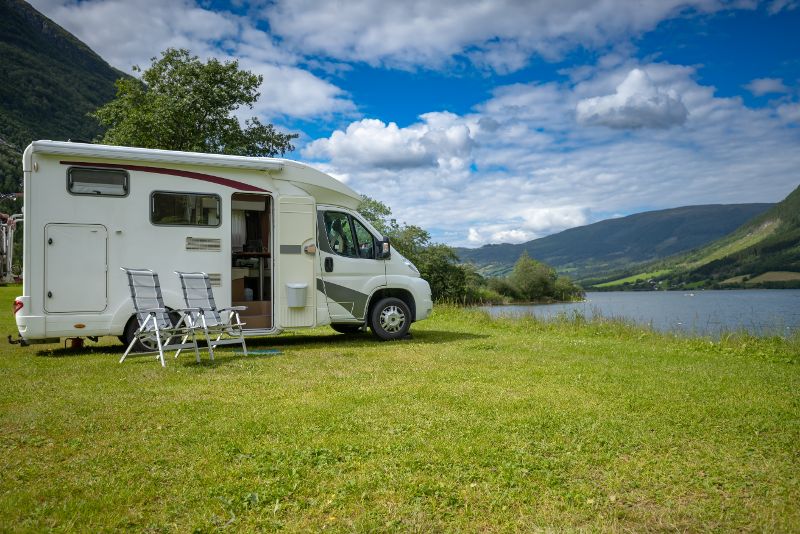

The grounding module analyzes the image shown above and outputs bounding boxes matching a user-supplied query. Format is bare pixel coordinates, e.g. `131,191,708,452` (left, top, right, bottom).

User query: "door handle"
324,257,333,272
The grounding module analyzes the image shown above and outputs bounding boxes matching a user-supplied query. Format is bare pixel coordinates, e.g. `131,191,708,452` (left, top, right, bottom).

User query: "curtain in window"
231,210,246,251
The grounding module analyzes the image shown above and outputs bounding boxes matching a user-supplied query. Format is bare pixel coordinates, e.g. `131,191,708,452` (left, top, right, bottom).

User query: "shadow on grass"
244,328,487,349
34,328,486,359
36,345,119,358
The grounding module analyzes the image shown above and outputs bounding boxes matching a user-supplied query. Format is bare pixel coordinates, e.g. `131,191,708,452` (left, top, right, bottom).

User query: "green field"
591,223,780,288
593,270,671,288
1,285,799,531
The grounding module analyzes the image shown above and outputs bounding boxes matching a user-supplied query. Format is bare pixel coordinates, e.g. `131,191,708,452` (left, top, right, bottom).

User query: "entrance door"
277,196,316,327
231,194,272,329
44,224,107,312
317,209,386,322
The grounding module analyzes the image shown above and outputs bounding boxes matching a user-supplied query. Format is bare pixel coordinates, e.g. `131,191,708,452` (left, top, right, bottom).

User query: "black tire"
369,297,411,341
121,316,149,353
331,323,365,334
120,311,180,352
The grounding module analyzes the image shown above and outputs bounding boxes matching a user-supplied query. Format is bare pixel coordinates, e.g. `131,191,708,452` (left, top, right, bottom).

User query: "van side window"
324,211,356,257
323,211,377,259
352,218,375,258
151,192,221,226
67,167,128,196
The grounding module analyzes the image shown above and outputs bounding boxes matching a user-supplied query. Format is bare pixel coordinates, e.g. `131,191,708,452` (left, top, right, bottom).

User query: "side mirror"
376,237,391,260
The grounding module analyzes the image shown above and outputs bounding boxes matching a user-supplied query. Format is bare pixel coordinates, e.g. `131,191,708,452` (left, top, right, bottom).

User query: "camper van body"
14,141,432,344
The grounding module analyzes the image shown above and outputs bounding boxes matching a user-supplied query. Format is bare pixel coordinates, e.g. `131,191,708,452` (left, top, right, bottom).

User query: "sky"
29,0,800,247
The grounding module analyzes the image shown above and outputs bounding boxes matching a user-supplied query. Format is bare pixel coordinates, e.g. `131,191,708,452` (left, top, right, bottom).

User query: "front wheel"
369,297,411,341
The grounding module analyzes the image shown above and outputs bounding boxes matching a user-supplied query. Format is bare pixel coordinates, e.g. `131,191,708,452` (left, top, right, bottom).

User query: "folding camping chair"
120,267,200,366
175,271,248,360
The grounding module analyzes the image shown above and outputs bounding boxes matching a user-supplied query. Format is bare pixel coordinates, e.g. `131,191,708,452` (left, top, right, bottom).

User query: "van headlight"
404,260,419,274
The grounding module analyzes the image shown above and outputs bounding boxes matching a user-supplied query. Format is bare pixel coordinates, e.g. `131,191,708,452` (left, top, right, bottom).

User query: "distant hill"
0,0,124,197
456,203,774,281
591,184,800,290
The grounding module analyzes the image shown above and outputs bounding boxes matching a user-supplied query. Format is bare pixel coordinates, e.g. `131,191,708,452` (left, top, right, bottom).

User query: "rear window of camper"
67,167,128,196
151,192,221,227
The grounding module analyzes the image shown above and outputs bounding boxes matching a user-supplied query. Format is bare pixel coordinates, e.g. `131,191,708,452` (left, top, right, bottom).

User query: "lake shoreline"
479,289,800,338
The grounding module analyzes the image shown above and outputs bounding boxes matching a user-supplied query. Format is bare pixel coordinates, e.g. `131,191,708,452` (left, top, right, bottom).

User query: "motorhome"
12,141,432,346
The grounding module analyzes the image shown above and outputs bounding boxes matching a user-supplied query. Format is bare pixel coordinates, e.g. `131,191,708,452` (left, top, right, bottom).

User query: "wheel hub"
379,305,406,333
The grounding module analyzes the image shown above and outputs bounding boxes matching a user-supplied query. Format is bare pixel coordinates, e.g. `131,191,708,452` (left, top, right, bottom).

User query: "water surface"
480,290,800,337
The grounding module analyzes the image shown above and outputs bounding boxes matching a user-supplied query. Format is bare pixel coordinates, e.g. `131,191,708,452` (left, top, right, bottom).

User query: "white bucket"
286,283,307,308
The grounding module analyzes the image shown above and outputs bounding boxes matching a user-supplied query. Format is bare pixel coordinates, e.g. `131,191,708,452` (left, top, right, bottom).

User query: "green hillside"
0,0,124,202
591,184,800,290
456,203,773,280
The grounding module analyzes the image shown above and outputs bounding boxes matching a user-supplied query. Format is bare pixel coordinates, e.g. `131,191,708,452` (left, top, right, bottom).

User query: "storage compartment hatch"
44,224,108,313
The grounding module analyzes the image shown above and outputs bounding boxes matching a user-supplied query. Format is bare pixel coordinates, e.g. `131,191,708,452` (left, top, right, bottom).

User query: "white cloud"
745,77,790,96
243,63,355,118
767,0,799,14
776,102,800,123
520,207,589,233
576,69,689,129
303,113,476,170
466,207,589,245
24,0,800,248
258,0,737,72
305,61,800,247
471,228,532,245
28,0,355,120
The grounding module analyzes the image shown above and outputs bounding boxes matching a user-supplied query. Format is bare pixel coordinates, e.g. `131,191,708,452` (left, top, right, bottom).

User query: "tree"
357,195,430,264
92,48,297,156
355,195,579,305
358,195,466,301
417,244,466,302
488,276,519,300
509,251,557,301
389,224,431,266
356,195,393,235
554,275,583,301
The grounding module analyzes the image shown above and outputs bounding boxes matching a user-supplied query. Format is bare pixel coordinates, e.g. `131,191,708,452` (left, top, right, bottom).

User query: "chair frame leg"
120,315,152,364
152,318,166,367
174,314,201,363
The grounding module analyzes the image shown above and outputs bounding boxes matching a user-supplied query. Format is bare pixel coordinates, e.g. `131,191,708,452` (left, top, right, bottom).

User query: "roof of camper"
28,140,361,205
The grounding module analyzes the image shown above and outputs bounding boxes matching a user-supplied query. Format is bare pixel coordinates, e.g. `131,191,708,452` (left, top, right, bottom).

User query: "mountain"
0,0,124,197
456,203,774,281
592,184,800,290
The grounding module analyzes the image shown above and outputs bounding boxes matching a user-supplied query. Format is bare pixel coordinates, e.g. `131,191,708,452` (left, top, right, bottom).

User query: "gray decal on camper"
316,277,369,319
280,245,302,254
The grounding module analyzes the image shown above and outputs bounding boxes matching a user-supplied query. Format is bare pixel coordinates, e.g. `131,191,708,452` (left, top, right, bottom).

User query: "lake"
480,289,800,337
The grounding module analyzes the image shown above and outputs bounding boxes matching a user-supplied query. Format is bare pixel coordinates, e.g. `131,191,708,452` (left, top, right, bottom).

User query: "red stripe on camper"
59,161,271,192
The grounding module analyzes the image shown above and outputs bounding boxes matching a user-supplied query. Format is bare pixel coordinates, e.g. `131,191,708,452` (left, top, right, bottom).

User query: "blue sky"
30,0,800,246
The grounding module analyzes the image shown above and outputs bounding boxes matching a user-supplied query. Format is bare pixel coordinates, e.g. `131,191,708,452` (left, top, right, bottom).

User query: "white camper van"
12,141,432,346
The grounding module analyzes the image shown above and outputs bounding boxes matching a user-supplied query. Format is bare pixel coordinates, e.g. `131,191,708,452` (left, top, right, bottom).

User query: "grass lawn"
1,285,799,531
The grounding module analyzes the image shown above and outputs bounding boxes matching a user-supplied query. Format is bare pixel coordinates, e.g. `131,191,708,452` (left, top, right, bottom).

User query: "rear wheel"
120,312,180,352
331,323,365,334
120,317,150,352
369,297,411,341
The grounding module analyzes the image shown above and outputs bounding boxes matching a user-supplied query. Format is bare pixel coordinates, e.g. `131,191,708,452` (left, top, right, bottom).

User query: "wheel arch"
368,288,416,322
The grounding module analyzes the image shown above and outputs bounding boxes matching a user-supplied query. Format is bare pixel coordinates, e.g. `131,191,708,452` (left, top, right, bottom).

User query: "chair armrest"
219,306,248,312
141,307,167,313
